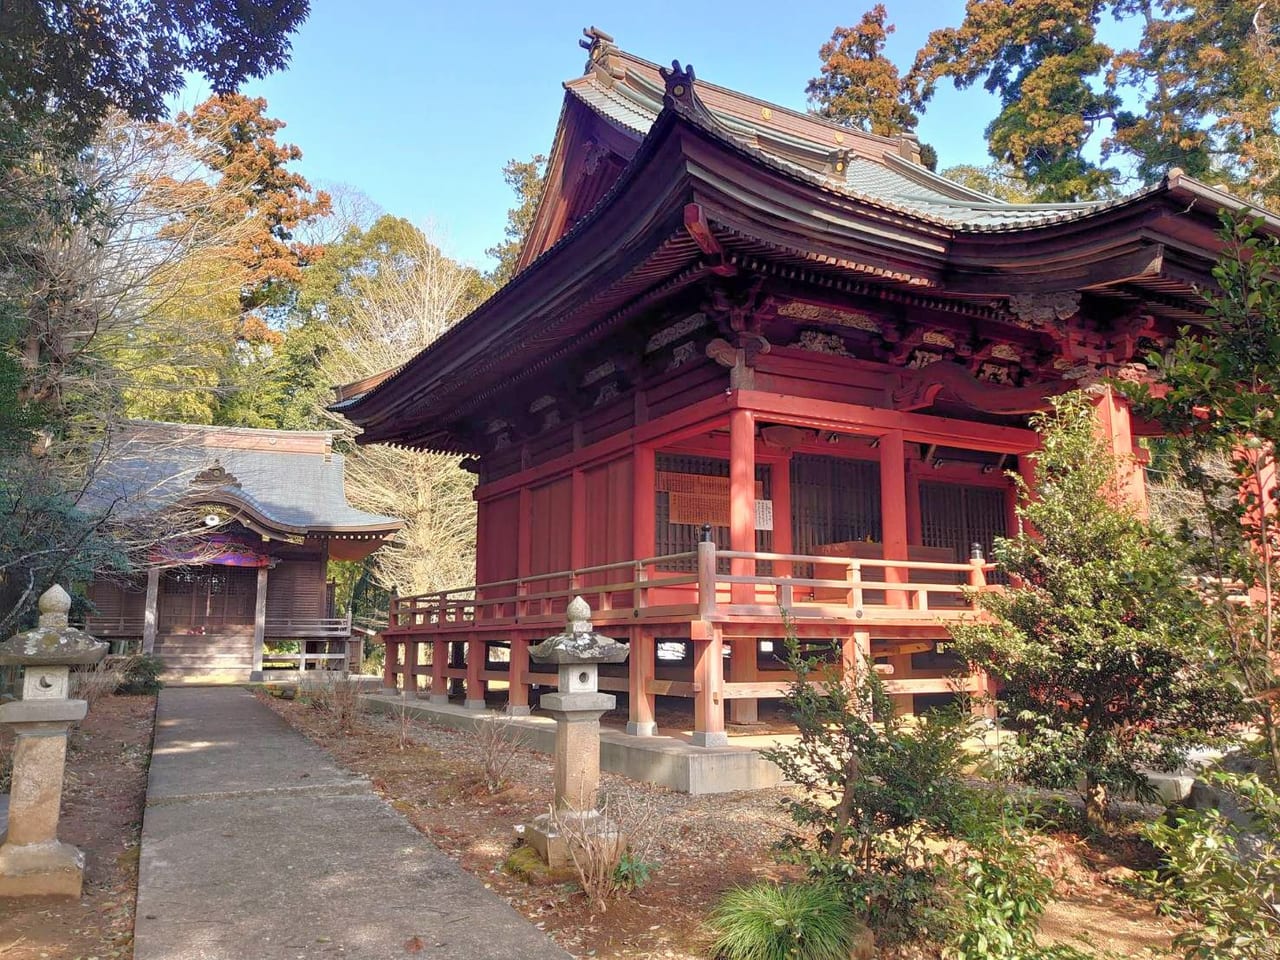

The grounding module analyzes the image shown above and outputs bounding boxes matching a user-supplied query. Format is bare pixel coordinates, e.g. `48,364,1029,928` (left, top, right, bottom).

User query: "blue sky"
175,1,1065,270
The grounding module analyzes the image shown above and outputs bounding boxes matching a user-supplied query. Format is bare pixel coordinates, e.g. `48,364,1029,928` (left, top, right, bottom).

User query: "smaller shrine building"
82,421,402,683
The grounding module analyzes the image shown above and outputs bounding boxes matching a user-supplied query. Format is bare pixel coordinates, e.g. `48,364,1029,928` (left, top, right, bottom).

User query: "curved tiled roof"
564,47,1110,233
83,421,402,536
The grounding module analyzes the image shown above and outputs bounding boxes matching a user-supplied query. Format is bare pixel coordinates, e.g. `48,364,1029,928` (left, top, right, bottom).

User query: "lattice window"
790,455,882,554
919,482,1009,583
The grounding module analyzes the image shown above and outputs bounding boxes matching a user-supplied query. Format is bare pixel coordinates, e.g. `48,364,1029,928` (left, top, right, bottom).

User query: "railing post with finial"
697,524,717,619
968,542,988,591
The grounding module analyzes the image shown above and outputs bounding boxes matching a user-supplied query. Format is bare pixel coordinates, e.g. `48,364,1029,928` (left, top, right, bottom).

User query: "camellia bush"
950,393,1241,830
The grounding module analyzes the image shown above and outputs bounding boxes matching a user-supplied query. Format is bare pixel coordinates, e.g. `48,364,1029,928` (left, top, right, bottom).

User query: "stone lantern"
0,584,107,897
522,596,628,866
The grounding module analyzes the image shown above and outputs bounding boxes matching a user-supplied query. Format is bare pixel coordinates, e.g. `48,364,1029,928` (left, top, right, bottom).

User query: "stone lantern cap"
528,596,629,665
0,585,108,667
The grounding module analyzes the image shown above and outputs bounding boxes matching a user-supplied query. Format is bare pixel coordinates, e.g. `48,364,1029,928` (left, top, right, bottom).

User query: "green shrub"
613,850,654,891
710,882,864,960
761,631,975,944
1146,771,1280,960
116,653,164,695
945,795,1095,960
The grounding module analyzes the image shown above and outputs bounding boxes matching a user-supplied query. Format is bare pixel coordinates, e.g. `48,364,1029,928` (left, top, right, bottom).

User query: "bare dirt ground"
262,692,1185,960
0,694,155,960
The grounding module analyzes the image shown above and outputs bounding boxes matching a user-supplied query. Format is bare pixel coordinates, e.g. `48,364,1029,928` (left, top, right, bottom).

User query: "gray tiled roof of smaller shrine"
82,422,401,535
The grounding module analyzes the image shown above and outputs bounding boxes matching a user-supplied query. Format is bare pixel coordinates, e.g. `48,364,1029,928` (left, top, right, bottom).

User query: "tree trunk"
1085,777,1108,833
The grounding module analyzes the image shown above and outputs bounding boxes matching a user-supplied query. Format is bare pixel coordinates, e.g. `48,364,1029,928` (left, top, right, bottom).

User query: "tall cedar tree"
950,392,1240,830
1125,214,1280,783
0,0,308,151
906,1,1280,204
486,154,547,286
808,6,919,138
160,94,331,345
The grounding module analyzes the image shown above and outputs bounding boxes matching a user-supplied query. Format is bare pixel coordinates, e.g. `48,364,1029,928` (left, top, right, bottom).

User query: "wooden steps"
154,634,255,684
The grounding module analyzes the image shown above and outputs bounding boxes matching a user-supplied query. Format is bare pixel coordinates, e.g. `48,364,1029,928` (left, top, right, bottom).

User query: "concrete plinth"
463,698,487,711
522,810,623,870
0,839,84,897
427,693,449,705
691,730,729,748
626,720,656,737
507,704,532,717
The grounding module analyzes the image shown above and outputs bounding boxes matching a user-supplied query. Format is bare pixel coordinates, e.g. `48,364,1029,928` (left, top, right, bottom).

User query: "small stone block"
625,721,657,737
690,731,729,748
427,693,449,705
463,699,487,711
0,700,86,725
0,840,85,898
506,705,532,716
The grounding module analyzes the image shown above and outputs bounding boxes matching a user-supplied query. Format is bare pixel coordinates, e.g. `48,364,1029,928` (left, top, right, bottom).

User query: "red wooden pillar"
627,627,656,736
728,638,759,724
570,468,587,572
880,430,912,714
691,623,727,747
631,445,658,731
382,637,397,691
403,639,418,696
841,629,872,692
772,453,793,575
464,636,486,710
429,638,447,702
879,430,909,606
1089,384,1149,517
633,445,656,560
507,637,530,715
729,408,756,604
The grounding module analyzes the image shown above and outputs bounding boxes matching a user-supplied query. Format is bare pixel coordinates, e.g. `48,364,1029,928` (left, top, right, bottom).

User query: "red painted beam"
733,389,1037,453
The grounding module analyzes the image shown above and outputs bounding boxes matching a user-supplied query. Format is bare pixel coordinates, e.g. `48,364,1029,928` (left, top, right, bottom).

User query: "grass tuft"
709,881,863,960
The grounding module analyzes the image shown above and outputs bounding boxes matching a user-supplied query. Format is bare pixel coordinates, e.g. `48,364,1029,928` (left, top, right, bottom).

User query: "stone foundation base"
625,721,656,737
690,730,729,748
463,699,487,712
0,839,84,897
522,811,623,869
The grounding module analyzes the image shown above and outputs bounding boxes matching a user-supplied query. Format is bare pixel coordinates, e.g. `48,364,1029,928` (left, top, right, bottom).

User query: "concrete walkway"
134,687,571,960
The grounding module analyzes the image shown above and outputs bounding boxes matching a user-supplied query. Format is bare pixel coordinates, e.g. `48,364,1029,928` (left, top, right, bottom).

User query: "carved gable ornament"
777,301,880,333
1006,292,1080,329
191,461,240,489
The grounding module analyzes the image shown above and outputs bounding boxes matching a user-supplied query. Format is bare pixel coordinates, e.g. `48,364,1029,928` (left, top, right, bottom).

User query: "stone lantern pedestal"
522,597,628,868
0,585,107,897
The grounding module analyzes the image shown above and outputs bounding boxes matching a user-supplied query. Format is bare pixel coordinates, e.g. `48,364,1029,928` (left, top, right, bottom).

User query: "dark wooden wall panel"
477,493,521,584
529,477,573,576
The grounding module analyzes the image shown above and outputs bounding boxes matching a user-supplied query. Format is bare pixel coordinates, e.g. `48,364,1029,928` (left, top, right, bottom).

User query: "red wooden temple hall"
334,29,1269,746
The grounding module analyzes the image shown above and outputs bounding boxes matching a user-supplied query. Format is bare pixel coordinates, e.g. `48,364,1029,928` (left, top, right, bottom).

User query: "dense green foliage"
1126,215,1280,784
759,631,1095,955
710,882,864,960
761,637,974,943
1148,772,1280,960
951,393,1240,828
485,154,547,286
813,3,1280,204
0,0,308,151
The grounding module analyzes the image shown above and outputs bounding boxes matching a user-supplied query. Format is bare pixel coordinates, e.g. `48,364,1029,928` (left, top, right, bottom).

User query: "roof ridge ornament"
659,60,700,114
581,26,625,80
